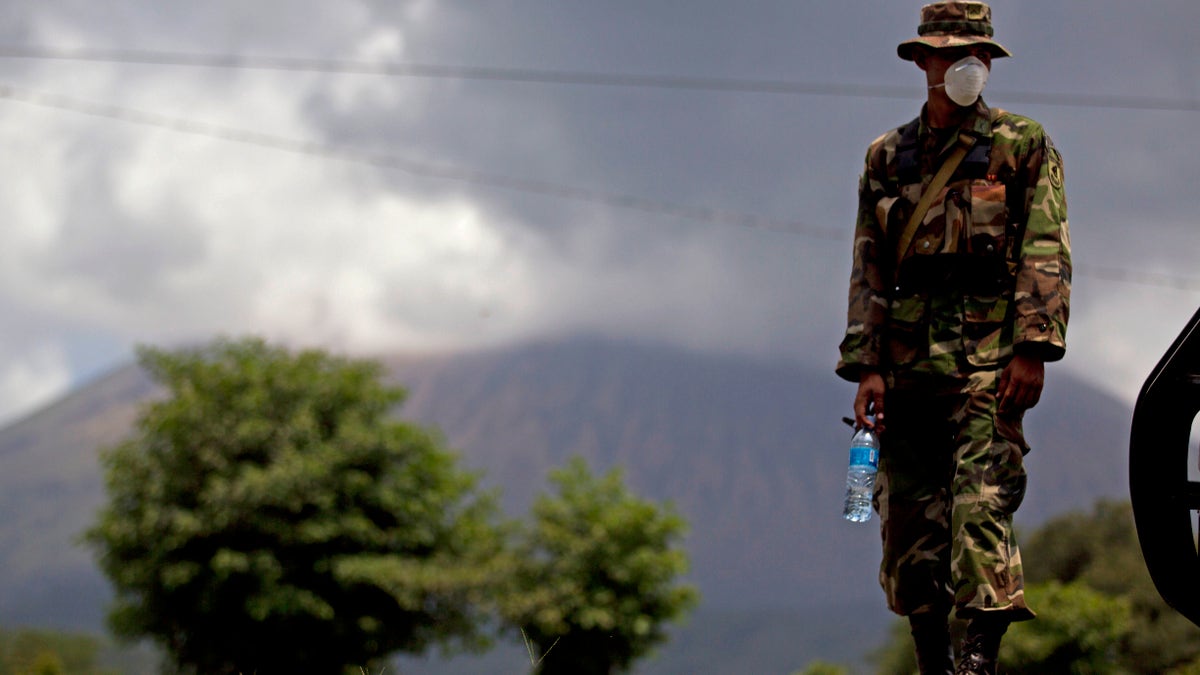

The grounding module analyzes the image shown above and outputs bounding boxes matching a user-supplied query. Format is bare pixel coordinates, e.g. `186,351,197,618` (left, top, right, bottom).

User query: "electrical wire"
0,82,840,240
1075,266,1200,293
0,81,1196,292
1,45,1198,112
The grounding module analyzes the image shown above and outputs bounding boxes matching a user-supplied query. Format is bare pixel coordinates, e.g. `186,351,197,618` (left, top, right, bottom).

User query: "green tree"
0,627,104,675
869,616,921,675
1001,581,1131,674
85,338,503,674
1022,500,1200,673
500,456,698,675
794,661,852,675
1167,655,1200,675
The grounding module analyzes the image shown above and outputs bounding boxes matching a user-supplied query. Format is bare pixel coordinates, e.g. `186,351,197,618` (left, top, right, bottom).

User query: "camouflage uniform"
836,96,1071,621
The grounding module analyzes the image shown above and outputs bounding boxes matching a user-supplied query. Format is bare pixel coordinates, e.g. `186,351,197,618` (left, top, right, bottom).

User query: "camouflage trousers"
873,383,1036,621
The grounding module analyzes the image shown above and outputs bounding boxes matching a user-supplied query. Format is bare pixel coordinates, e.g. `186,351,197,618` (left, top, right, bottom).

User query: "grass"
521,629,560,671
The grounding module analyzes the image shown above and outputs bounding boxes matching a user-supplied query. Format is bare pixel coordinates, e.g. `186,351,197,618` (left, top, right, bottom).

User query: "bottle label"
849,445,878,469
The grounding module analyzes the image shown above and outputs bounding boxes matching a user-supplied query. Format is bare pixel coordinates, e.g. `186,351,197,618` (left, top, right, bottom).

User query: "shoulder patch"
1048,145,1064,189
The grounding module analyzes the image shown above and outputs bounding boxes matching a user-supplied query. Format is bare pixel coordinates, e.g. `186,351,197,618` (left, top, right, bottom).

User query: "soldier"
835,3,1070,674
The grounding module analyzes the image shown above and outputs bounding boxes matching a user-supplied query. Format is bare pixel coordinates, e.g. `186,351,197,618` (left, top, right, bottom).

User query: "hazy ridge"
0,337,1131,672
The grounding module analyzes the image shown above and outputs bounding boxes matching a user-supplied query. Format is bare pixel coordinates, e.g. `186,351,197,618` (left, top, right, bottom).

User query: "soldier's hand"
999,354,1044,413
855,371,886,431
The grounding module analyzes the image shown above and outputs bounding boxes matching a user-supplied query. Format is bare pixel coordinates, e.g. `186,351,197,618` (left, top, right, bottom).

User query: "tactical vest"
887,113,1025,297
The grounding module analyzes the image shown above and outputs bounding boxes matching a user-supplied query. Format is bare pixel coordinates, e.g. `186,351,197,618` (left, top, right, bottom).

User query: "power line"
0,82,1196,293
0,82,839,240
1,45,1198,112
0,45,913,97
1077,265,1200,293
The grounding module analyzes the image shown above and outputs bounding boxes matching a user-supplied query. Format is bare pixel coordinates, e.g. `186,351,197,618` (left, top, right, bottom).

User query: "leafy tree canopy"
86,337,503,674
500,456,699,675
0,627,104,675
793,661,852,675
1002,580,1132,674
1022,500,1200,673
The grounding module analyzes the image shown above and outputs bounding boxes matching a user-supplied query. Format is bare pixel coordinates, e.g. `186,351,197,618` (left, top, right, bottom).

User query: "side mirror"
1130,306,1200,627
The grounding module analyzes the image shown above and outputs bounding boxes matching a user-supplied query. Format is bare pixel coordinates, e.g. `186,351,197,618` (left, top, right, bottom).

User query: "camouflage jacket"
836,98,1070,388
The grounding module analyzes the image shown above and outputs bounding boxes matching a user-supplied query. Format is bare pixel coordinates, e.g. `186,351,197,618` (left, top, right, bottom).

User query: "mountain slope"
386,339,1131,606
0,363,155,629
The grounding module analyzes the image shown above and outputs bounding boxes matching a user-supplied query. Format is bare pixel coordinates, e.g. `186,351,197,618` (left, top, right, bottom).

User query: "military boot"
954,615,1008,675
909,613,953,675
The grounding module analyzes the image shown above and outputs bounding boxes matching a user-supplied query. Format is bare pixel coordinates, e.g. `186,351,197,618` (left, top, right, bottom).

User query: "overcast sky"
0,1,1197,424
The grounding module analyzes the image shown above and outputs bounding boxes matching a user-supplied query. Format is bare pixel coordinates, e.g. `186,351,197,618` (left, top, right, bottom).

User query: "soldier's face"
915,46,993,84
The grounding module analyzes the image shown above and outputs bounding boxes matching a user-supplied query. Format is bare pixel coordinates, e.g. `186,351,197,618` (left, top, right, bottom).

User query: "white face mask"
930,55,989,107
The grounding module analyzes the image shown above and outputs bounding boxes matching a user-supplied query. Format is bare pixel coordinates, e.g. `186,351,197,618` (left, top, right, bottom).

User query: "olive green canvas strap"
894,132,978,270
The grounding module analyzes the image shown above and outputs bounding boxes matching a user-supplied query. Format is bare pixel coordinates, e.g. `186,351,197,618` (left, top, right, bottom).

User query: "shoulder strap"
893,132,977,269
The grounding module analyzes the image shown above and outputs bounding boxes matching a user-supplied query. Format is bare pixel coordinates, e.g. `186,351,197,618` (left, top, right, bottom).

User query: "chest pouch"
890,127,1012,295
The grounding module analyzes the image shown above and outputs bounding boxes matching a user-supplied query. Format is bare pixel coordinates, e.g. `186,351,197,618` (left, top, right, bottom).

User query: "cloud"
0,0,1198,423
1062,278,1200,405
0,342,71,424
0,70,547,337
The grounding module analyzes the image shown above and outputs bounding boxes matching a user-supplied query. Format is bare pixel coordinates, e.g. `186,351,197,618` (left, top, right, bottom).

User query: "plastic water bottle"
843,426,879,523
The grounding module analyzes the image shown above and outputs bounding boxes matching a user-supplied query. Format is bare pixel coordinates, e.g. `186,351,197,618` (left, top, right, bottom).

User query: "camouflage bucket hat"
897,1,1013,61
